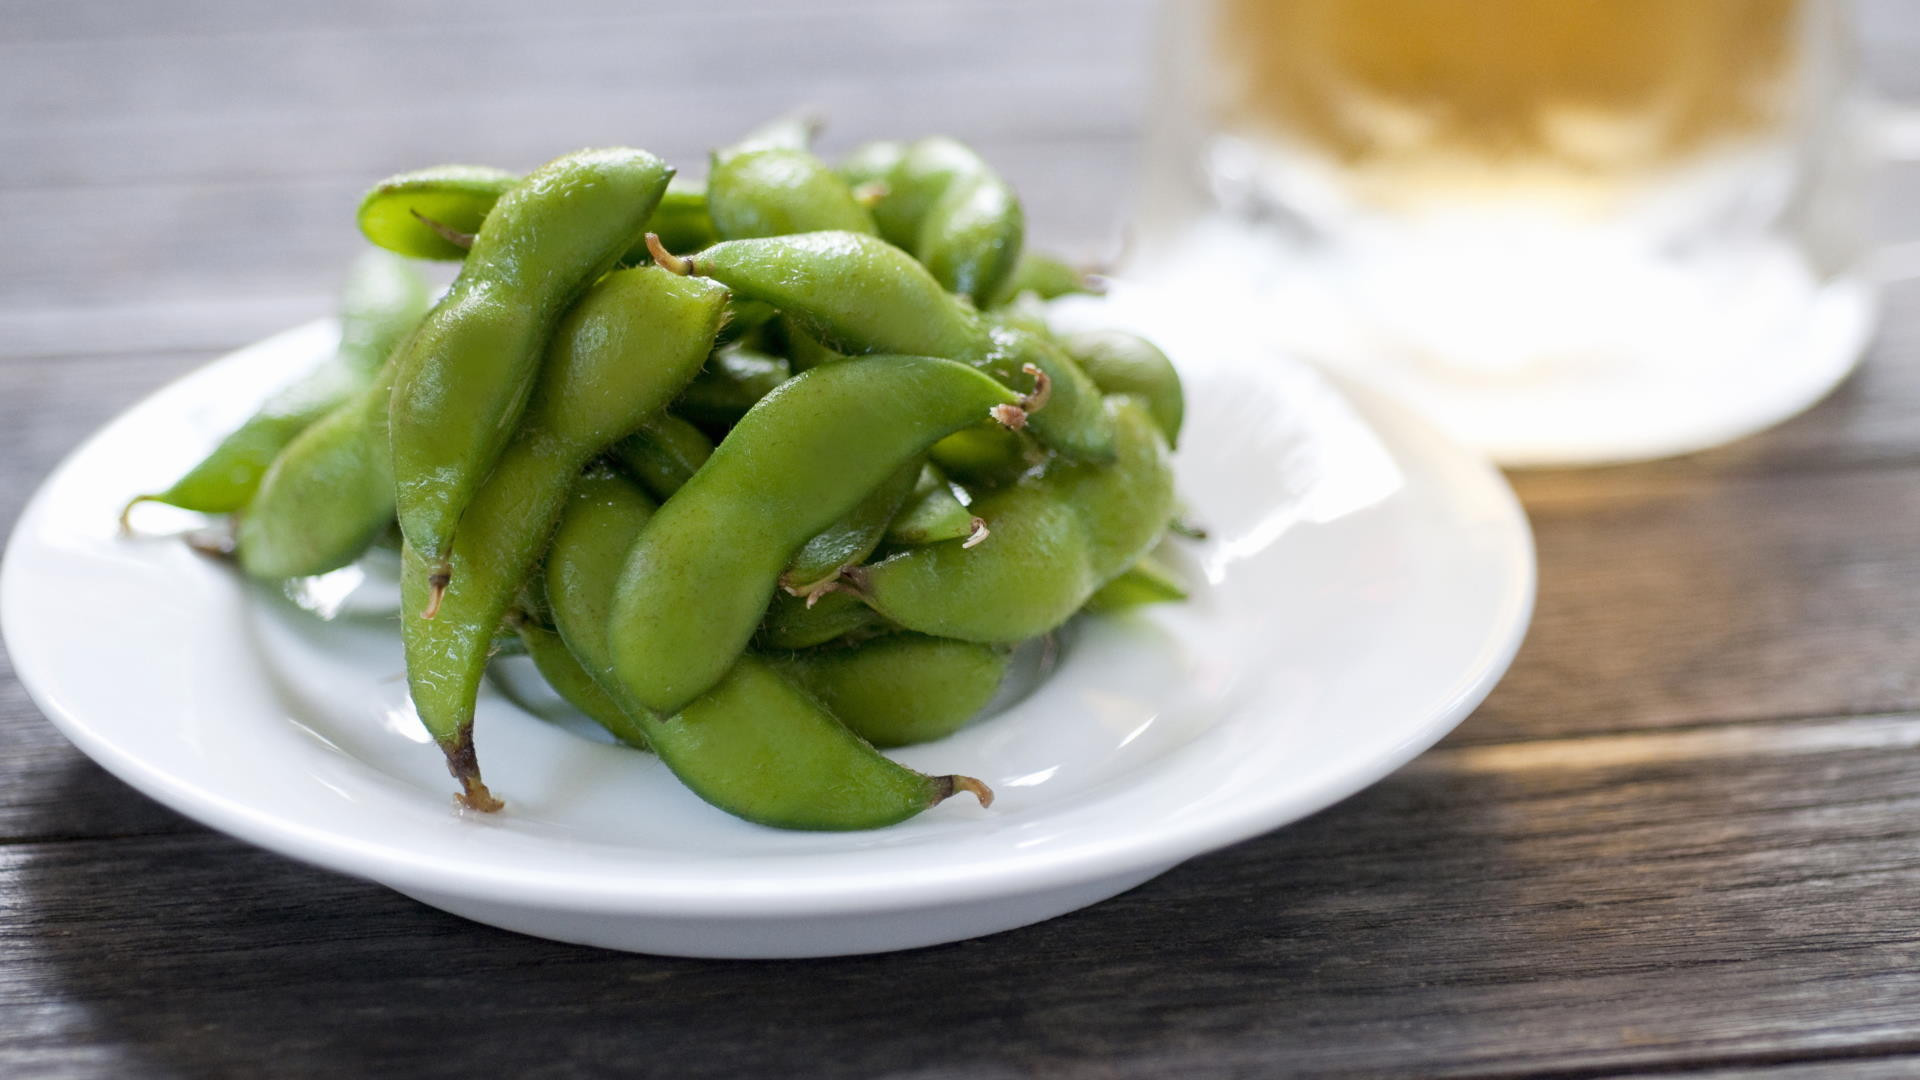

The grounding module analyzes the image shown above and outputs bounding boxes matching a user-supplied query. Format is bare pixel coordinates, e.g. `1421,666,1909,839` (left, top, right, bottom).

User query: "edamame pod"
609,354,1023,714
673,345,790,426
714,112,820,164
758,589,890,650
926,420,1034,487
849,399,1175,643
783,457,922,596
651,231,1113,460
995,251,1097,304
511,615,651,750
885,464,977,545
612,413,714,501
647,177,718,255
549,468,987,830
1062,329,1185,448
126,252,429,520
778,315,842,373
389,147,675,587
978,321,1114,463
357,166,708,265
838,140,906,189
865,137,1024,303
774,634,1009,748
400,266,726,809
708,147,878,241
356,165,520,259
235,355,405,580
1085,553,1188,613
656,230,987,358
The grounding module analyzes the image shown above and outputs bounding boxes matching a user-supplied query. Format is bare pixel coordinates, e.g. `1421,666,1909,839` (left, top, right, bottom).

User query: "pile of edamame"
126,118,1190,830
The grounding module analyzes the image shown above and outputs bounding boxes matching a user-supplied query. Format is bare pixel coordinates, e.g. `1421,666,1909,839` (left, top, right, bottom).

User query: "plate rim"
1,319,1535,918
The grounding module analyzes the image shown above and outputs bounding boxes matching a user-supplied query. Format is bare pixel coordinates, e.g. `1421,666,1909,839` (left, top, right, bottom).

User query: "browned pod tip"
645,233,693,275
1018,362,1052,413
117,494,155,534
938,774,994,809
420,562,451,620
988,403,1028,430
444,728,502,812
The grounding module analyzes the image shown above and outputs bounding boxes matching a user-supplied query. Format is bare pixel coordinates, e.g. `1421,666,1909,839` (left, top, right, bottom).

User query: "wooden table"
6,2,1920,1076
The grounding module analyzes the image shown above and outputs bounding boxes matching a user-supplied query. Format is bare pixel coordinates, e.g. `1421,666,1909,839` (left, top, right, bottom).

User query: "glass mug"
1134,0,1875,465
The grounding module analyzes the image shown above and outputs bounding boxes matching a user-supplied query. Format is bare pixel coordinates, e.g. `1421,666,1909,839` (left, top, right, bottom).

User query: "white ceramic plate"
2,312,1533,958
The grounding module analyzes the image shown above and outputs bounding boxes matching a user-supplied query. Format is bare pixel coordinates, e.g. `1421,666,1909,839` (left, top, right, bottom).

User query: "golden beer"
1136,0,1872,465
1209,0,1806,206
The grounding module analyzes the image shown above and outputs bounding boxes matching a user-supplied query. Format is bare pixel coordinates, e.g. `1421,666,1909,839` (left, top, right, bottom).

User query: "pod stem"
988,403,1029,431
851,180,890,208
421,561,451,620
409,208,474,250
645,233,693,275
1018,363,1052,413
937,774,994,809
443,728,503,812
780,574,846,608
118,494,155,535
961,516,990,549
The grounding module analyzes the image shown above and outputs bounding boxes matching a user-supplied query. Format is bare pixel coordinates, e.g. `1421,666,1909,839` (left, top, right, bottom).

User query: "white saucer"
1,315,1534,958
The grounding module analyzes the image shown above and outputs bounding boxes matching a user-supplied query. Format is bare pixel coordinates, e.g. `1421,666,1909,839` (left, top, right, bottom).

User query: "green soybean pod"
356,165,520,260
867,137,1024,303
1062,329,1185,448
125,252,430,521
654,231,1114,461
511,616,651,751
707,147,878,241
779,315,842,372
656,230,989,359
978,322,1114,463
673,345,790,427
1084,553,1188,613
837,140,906,189
235,357,404,581
774,634,1010,748
714,112,821,164
849,399,1174,643
389,147,675,585
646,176,717,256
782,457,923,596
359,166,707,265
926,420,1033,487
611,412,714,501
757,589,891,650
549,468,987,830
994,251,1097,304
609,354,1022,715
885,464,977,545
399,266,727,809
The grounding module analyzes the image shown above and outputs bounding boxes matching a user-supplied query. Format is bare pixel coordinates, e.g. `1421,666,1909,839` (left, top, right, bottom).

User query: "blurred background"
8,0,1920,468
2,1,1152,357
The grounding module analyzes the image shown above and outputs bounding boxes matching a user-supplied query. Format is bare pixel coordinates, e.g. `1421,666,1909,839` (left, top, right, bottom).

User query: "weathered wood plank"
0,137,1136,336
0,5,1147,148
1472,461,1920,743
0,0,1135,46
7,713,1920,1079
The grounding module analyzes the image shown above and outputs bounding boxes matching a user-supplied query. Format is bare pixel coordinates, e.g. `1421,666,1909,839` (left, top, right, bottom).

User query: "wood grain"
9,714,1920,1079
